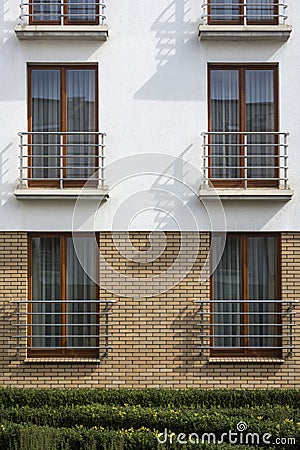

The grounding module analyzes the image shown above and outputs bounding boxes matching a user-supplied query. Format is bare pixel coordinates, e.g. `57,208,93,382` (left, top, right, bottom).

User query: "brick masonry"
0,231,299,389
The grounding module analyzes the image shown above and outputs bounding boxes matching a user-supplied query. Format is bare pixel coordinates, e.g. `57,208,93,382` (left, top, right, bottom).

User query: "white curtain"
246,70,275,180
66,70,96,180
211,0,240,21
32,70,61,181
248,237,278,348
31,237,61,348
210,70,240,180
67,237,97,348
32,0,61,22
247,0,275,22
213,236,242,348
68,0,96,22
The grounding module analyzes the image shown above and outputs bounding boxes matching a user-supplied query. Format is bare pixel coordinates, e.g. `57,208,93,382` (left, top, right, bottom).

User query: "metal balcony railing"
201,1,288,26
19,0,106,25
194,299,298,358
18,131,106,189
201,132,289,189
11,300,116,358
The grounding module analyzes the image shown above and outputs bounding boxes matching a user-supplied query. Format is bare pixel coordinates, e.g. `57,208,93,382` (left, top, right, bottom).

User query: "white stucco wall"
0,0,299,231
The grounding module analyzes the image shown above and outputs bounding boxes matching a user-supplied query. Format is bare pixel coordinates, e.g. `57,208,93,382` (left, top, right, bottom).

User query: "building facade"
0,0,299,388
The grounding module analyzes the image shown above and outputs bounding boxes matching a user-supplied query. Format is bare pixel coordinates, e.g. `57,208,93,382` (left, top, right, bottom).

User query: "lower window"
212,234,281,357
28,234,99,357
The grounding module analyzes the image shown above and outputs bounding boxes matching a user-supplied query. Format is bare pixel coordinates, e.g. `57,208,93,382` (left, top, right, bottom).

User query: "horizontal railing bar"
197,346,293,349
13,313,111,316
198,312,296,316
21,167,101,170
22,2,105,6
207,166,285,169
12,300,115,303
17,177,103,181
195,300,298,303
202,154,287,157
202,132,288,135
199,334,284,338
16,335,109,338
19,154,105,157
202,2,286,5
16,324,107,327
198,324,287,327
19,132,106,136
16,346,112,349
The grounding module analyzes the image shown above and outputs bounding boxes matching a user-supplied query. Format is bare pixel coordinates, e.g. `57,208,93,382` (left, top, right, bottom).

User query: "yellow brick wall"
0,231,299,389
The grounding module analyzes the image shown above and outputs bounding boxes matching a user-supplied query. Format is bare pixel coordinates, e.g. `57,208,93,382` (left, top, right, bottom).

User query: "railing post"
203,133,207,186
244,0,247,26
19,133,25,188
61,0,64,25
100,133,105,190
60,134,64,189
284,133,288,190
16,301,20,359
244,133,247,189
19,0,24,25
289,302,293,359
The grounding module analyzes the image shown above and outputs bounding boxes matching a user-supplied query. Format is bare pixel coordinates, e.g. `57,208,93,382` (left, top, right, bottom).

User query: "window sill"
198,24,292,41
208,357,285,364
14,24,108,41
23,358,102,363
199,187,294,202
14,187,109,200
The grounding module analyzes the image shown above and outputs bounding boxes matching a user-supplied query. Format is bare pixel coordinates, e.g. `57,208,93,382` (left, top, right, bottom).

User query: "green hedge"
0,388,298,449
0,388,299,409
0,422,289,450
1,404,299,435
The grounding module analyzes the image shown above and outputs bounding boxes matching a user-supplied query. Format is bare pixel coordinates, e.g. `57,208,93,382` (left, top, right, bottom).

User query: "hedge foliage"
0,388,298,449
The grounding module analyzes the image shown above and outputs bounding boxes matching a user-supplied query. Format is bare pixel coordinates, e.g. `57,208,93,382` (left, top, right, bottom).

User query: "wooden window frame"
28,233,99,358
208,64,279,188
27,64,98,188
210,233,282,358
29,0,100,26
207,1,279,25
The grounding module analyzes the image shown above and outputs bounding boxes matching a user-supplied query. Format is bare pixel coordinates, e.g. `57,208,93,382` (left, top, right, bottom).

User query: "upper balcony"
14,0,108,40
199,131,293,201
14,131,109,200
199,1,292,41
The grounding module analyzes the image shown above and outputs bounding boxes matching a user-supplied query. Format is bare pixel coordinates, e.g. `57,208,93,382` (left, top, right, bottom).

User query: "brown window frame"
28,233,99,358
29,0,100,26
207,1,279,25
210,233,282,358
208,63,279,188
27,64,98,188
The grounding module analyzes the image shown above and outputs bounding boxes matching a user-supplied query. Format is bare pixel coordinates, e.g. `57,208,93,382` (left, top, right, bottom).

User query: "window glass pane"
68,0,96,22
211,0,240,21
210,70,240,179
32,0,61,22
67,237,98,348
31,237,61,348
247,0,275,22
213,236,242,348
66,70,96,180
246,70,275,179
31,70,61,181
248,236,279,348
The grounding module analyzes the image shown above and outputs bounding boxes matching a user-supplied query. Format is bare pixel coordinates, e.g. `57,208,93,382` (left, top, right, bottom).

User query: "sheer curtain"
211,0,240,22
68,0,96,22
248,237,278,349
32,70,60,182
31,237,61,348
33,0,61,22
246,70,275,181
66,70,96,181
67,237,97,348
213,236,242,348
210,70,240,180
247,0,275,22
